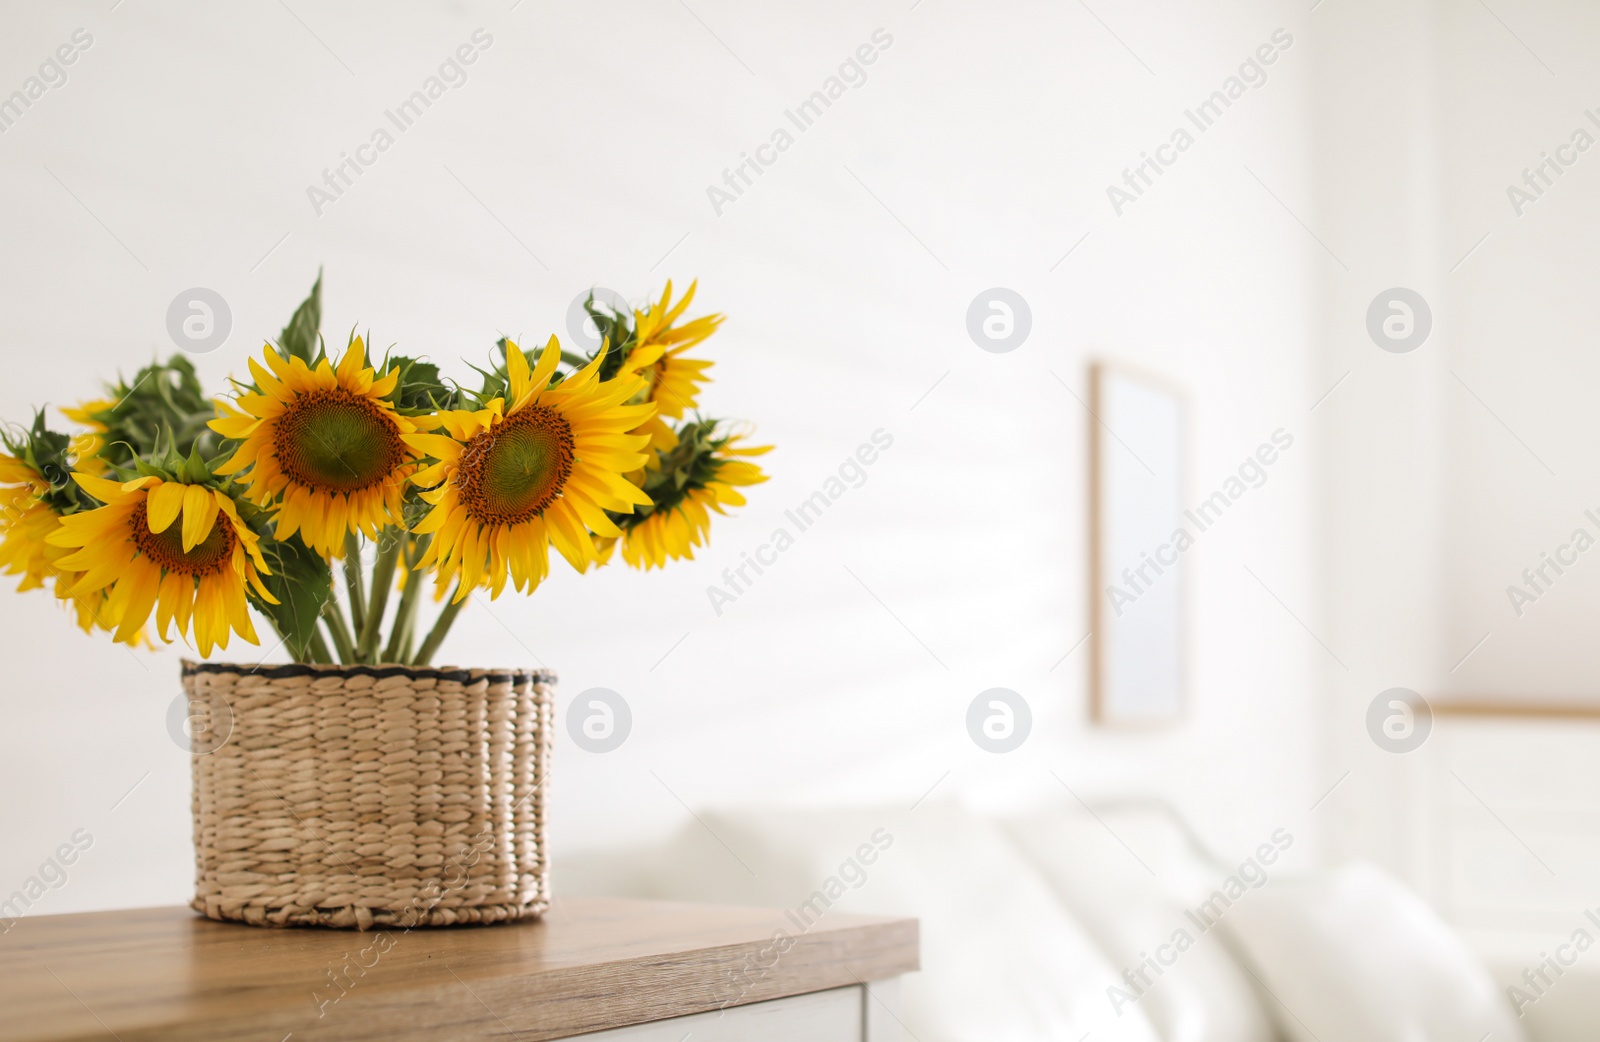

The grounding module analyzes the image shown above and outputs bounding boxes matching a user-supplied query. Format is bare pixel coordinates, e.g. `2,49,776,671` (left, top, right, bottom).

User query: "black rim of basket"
180,661,554,687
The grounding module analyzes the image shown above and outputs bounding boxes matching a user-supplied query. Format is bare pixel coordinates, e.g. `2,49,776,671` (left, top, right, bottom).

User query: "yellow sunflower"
47,475,275,655
619,280,720,452
209,337,419,558
613,432,770,570
0,454,60,593
0,453,125,636
405,336,655,600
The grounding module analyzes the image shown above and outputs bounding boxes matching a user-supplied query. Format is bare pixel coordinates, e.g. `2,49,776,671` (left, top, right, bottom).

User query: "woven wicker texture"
183,661,552,930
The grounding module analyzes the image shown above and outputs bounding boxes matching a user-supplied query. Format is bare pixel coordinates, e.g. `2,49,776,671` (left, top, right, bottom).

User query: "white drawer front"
565,985,863,1041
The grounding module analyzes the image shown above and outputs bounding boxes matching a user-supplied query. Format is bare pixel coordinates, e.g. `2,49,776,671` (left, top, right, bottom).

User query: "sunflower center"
129,500,235,577
457,406,575,526
273,388,406,493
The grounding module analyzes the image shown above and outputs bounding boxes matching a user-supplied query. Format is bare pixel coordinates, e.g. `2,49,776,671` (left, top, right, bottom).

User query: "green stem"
412,583,468,666
263,615,303,664
343,532,368,636
357,529,404,663
386,604,416,666
322,588,358,664
382,535,431,663
306,628,333,665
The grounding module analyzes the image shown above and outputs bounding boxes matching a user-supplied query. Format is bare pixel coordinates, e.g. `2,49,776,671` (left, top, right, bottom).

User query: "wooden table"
0,896,919,1041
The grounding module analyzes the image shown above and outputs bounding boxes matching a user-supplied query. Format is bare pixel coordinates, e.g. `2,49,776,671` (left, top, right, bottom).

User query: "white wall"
1427,0,1600,943
1307,0,1453,882
1434,0,1600,698
1310,0,1600,936
1310,0,1600,714
0,0,1321,916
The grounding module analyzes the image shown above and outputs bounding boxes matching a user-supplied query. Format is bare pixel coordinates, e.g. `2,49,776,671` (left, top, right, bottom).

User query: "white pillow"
1220,863,1527,1042
634,803,1166,1042
1003,806,1277,1042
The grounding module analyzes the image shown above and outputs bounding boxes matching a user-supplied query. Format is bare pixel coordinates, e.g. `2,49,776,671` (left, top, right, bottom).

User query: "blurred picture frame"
1089,362,1188,726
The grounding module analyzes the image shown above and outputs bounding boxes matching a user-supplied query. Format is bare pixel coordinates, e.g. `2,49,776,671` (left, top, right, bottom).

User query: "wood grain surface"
0,896,919,1042
1431,698,1600,719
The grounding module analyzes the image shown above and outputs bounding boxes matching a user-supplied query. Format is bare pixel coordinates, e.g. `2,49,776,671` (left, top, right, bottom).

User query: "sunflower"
607,425,771,570
617,281,720,452
47,475,275,654
210,337,419,558
405,336,655,600
0,453,61,593
0,447,132,637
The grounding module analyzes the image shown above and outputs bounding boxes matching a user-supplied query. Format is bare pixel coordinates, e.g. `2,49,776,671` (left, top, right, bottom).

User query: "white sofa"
560,800,1574,1042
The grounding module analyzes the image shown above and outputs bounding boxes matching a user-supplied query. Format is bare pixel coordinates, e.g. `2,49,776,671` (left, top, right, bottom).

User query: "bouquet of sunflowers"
0,276,769,666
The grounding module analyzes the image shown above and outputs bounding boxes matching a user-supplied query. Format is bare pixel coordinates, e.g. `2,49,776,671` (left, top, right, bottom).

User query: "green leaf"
179,443,213,484
6,412,79,510
83,354,215,468
132,457,165,480
585,293,635,381
478,339,516,400
278,270,323,364
253,534,333,661
388,355,455,412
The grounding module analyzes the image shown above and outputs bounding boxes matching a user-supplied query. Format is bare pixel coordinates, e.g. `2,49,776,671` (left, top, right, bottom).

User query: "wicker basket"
181,661,553,930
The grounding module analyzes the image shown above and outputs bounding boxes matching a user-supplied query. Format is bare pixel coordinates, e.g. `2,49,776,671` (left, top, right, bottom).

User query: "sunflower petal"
146,482,186,534
505,337,531,403
337,336,366,383
181,485,219,552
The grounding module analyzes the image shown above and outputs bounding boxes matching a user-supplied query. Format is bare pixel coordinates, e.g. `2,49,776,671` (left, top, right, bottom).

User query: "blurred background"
2,0,1598,1034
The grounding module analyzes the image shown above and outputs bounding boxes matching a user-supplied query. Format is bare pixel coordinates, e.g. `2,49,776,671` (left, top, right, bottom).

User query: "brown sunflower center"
456,406,575,526
273,388,406,493
129,500,235,577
